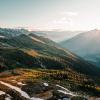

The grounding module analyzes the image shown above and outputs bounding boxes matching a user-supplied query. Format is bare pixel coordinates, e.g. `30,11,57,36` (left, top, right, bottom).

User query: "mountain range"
32,30,83,42
0,28,100,99
0,28,100,76
60,29,100,67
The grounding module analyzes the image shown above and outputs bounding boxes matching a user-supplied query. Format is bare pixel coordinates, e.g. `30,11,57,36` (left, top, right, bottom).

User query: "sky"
0,0,100,31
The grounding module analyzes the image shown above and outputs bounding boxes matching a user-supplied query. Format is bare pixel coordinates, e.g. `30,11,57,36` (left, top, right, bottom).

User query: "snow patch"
0,90,5,95
30,36,45,44
56,85,70,93
43,83,49,86
17,82,26,86
56,84,76,96
57,90,76,96
5,97,11,100
0,35,5,38
0,81,43,100
31,97,43,100
5,94,12,100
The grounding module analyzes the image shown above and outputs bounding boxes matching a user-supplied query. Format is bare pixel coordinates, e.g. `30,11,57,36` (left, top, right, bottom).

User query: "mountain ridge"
0,28,100,77
60,29,100,67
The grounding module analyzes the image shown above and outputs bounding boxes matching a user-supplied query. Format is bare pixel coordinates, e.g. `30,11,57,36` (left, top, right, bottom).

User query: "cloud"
53,17,73,26
45,11,78,30
61,11,78,16
51,11,78,29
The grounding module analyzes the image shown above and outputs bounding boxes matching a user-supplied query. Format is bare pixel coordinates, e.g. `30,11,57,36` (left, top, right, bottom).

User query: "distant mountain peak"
87,29,100,34
60,28,100,67
93,28,99,30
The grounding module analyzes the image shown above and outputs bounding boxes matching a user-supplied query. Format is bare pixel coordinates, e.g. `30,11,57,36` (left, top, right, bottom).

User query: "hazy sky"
0,0,100,30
